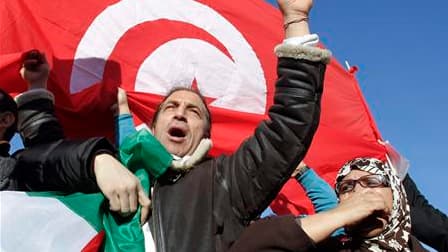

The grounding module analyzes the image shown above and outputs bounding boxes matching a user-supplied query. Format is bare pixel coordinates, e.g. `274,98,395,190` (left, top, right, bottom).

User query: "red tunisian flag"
0,0,388,216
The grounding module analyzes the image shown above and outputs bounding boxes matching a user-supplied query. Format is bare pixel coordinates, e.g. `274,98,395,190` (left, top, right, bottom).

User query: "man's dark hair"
0,89,18,141
151,87,212,138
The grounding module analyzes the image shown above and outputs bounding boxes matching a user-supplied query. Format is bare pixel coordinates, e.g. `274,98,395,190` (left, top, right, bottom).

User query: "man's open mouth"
168,127,186,139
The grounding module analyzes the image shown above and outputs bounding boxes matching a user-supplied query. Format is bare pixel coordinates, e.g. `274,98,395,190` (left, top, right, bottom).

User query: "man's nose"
173,106,187,121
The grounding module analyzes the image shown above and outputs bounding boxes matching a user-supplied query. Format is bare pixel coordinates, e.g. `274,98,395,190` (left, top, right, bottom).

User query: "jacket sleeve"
298,168,338,214
14,89,117,193
298,168,345,237
228,215,316,252
403,174,448,252
15,137,116,193
216,44,331,221
15,89,64,147
115,114,137,146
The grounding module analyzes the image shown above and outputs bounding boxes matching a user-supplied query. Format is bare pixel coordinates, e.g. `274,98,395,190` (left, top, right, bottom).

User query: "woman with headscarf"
229,157,427,252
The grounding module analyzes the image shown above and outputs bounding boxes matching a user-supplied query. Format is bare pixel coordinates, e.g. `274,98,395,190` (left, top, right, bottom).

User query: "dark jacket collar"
0,141,11,157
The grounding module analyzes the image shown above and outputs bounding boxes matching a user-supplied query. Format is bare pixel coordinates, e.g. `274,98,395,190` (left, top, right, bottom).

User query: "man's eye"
189,108,201,117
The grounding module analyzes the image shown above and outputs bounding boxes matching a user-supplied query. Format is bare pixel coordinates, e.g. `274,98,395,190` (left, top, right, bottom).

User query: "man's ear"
150,126,155,135
0,112,16,128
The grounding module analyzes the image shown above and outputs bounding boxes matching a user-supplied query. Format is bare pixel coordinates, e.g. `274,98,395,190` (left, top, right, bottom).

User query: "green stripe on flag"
25,128,172,251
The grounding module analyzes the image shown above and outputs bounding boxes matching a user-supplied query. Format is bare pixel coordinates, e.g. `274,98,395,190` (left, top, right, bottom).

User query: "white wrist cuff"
283,34,319,47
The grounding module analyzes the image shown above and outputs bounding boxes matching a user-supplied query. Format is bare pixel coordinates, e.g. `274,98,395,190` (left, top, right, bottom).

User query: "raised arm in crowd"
0,51,150,222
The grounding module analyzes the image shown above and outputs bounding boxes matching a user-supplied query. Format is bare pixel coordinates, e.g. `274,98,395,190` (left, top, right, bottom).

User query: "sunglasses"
336,174,390,195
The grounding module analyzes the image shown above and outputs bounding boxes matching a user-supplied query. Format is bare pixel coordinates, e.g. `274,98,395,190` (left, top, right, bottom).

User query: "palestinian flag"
1,129,170,252
1,191,107,251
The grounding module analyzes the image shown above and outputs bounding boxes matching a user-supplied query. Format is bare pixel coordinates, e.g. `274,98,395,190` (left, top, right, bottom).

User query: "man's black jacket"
149,44,331,252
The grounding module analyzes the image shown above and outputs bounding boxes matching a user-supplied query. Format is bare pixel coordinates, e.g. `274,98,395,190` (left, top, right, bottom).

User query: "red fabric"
0,0,386,216
81,231,105,252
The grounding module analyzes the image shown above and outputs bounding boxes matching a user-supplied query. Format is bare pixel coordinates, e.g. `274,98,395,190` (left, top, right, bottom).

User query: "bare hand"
93,153,151,223
335,190,390,227
20,50,50,89
111,87,131,116
117,88,129,109
277,0,313,21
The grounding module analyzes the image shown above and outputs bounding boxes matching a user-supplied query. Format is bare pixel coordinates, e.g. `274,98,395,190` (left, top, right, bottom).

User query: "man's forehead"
164,90,206,108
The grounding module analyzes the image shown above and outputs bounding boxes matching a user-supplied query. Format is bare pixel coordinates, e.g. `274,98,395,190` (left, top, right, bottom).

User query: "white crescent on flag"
70,0,267,114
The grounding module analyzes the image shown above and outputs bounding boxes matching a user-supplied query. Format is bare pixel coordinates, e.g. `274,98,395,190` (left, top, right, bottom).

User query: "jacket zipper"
152,181,165,252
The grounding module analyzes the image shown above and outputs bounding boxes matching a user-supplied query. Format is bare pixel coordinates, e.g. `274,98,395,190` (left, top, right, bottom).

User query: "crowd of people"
1,0,447,251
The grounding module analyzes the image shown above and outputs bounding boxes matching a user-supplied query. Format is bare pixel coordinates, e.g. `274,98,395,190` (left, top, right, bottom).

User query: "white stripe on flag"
0,191,97,252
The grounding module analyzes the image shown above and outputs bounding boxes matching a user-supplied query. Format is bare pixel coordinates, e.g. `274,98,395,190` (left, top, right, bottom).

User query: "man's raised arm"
217,0,332,221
